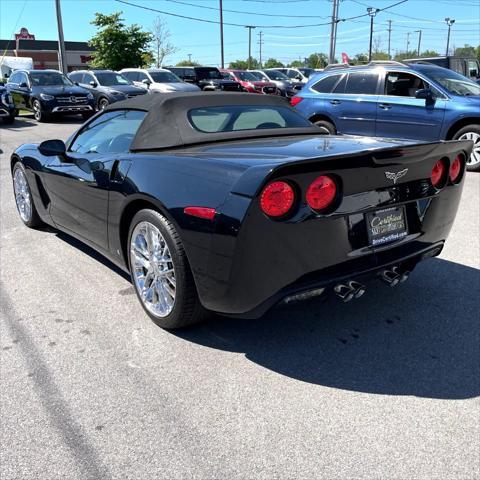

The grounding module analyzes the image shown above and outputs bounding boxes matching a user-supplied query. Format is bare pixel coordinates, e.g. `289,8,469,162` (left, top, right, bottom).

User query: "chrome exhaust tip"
380,268,401,287
349,281,366,299
334,284,355,302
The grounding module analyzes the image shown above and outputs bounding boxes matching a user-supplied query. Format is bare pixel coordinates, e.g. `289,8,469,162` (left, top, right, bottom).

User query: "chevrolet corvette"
11,92,472,329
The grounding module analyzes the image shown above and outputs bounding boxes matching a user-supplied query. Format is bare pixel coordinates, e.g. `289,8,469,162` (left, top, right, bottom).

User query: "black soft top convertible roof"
104,92,320,151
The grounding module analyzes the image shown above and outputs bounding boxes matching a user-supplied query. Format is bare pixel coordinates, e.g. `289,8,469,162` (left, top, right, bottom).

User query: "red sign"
15,27,35,40
341,52,350,64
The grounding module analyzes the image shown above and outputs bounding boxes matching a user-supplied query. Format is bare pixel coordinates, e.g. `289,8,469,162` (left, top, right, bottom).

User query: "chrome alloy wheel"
33,100,42,121
459,131,480,167
13,168,32,222
130,221,176,318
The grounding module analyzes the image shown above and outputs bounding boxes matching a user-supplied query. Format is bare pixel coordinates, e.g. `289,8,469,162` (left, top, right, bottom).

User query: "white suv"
119,68,200,93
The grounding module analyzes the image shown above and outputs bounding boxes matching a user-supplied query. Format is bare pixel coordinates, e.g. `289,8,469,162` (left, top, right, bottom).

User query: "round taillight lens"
306,175,337,211
449,155,462,183
260,181,295,217
431,159,447,188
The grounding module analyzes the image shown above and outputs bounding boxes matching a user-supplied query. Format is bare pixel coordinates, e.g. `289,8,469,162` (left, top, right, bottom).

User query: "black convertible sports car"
11,92,471,329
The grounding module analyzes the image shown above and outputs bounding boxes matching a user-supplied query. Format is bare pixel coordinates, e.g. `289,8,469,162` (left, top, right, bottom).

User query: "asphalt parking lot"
1,115,479,480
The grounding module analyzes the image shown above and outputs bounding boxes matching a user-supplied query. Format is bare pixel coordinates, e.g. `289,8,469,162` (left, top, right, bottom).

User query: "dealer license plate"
366,206,408,246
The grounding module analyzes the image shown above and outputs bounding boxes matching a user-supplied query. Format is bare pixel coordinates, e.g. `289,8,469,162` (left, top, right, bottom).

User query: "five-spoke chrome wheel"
130,221,176,318
13,167,32,223
459,131,480,168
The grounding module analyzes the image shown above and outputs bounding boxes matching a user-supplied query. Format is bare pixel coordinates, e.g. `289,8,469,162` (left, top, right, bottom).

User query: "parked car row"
291,61,480,171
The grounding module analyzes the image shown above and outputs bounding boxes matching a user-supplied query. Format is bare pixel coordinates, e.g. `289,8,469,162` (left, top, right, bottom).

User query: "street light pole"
387,20,392,59
258,31,263,68
367,7,379,62
406,32,410,54
219,0,224,68
445,17,455,56
55,0,68,74
415,30,422,56
246,26,256,69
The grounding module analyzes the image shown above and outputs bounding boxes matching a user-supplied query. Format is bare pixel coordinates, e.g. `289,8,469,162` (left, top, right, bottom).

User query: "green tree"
289,60,304,68
88,12,153,70
454,45,477,58
229,57,260,70
372,51,389,60
306,53,328,69
351,53,368,65
420,49,439,57
176,59,201,66
394,50,419,61
263,58,284,68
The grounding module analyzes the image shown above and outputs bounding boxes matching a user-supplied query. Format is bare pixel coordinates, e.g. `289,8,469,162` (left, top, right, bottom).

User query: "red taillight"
184,206,216,221
290,96,303,107
449,155,463,183
431,159,447,188
260,181,295,217
306,175,337,211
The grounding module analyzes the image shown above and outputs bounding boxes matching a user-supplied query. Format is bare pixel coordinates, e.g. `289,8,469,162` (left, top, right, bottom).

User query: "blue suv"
292,62,480,171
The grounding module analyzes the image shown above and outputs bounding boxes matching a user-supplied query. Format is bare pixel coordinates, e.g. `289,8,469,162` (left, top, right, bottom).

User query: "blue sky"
1,0,479,66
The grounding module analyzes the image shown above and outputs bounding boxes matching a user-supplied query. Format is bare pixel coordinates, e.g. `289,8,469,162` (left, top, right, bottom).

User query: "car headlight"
2,92,13,105
86,93,94,100
39,93,54,101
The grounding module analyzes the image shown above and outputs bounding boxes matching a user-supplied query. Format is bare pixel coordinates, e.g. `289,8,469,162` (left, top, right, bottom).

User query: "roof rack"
323,63,350,71
367,60,406,66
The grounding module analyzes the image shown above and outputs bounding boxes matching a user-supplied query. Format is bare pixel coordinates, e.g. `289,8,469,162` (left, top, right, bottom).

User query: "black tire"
128,209,206,329
97,97,110,111
312,119,336,135
452,124,480,172
32,99,50,122
12,162,43,228
2,113,15,124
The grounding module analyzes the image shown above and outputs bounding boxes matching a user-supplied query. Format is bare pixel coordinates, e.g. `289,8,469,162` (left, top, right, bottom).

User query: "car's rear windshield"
234,71,258,81
188,105,311,133
265,70,289,81
149,71,182,83
30,72,73,86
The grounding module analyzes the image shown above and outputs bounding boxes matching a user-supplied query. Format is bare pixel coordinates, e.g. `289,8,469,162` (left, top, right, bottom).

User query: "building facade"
0,28,94,71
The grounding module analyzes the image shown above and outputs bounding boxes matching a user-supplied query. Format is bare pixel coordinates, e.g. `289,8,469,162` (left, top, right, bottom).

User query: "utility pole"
258,31,264,68
387,20,392,59
188,53,192,63
246,26,256,69
406,32,410,54
415,30,422,56
445,17,455,56
219,0,224,68
367,7,379,62
328,0,339,64
55,0,68,74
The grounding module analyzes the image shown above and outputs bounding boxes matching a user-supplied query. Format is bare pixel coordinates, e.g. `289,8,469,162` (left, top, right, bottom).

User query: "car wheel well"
446,118,480,140
119,198,173,266
309,114,336,128
10,155,21,172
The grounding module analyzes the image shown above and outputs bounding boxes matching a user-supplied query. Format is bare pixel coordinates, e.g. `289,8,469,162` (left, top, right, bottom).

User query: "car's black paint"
0,84,16,123
11,94,472,319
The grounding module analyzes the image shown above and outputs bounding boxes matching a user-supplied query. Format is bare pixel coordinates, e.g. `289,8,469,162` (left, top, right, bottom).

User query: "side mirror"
39,139,67,158
19,82,29,88
415,88,432,100
142,79,151,86
89,81,98,87
73,81,79,86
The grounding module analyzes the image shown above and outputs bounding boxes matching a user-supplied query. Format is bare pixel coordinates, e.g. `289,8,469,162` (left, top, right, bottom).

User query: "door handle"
330,99,341,105
379,103,392,110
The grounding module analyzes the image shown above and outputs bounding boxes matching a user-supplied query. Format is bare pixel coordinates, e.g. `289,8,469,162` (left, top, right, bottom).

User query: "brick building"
0,28,94,71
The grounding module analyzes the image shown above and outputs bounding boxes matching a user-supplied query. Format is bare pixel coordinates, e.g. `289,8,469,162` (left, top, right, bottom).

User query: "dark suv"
0,83,16,124
68,70,146,110
7,69,95,122
167,66,241,91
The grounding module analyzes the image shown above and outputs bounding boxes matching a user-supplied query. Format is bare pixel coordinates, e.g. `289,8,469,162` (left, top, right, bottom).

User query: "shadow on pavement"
177,258,480,400
2,114,85,130
44,226,480,400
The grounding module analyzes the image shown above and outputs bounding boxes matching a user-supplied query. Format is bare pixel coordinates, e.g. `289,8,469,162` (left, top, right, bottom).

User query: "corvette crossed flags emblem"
385,168,408,184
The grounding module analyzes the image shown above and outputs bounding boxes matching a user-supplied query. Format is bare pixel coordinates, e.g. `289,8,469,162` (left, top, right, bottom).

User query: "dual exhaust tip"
334,267,410,303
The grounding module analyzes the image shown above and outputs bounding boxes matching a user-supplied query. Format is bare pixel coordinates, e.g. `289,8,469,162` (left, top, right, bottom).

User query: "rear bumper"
195,183,463,317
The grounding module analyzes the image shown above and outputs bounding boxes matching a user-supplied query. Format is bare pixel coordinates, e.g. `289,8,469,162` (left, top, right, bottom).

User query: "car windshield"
424,68,480,96
30,72,73,86
265,70,289,81
299,68,315,77
188,105,311,133
95,72,131,86
249,71,266,81
235,71,258,81
195,68,224,80
149,71,183,83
